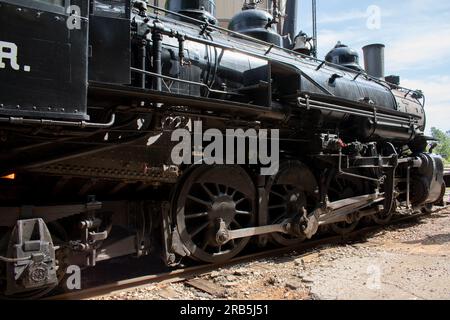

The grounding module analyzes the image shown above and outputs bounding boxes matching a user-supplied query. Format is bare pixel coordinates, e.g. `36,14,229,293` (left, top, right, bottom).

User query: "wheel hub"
265,161,319,247
209,196,236,225
286,190,306,217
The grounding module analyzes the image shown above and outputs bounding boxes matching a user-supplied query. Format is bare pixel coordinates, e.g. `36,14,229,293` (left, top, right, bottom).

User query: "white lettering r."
0,41,20,71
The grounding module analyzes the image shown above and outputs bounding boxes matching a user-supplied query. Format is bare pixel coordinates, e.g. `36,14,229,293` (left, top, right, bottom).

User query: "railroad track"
46,206,449,300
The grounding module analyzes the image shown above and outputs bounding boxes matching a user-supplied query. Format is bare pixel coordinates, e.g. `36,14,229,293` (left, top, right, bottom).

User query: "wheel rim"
372,210,394,225
331,221,358,235
175,166,256,263
372,200,396,225
328,176,364,234
422,203,434,215
266,161,317,246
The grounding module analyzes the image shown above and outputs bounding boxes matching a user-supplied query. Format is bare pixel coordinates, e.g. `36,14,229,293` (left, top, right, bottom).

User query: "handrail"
130,67,243,97
297,97,417,126
0,114,116,129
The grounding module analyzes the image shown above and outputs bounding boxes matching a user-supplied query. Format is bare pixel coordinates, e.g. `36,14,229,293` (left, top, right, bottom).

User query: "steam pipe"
0,114,116,129
130,67,242,96
312,0,317,58
140,39,147,88
152,29,163,91
283,0,299,40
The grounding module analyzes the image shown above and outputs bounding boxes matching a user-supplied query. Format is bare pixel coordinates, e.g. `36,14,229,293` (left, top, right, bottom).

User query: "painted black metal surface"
0,0,89,120
229,8,283,46
165,0,217,24
88,0,131,84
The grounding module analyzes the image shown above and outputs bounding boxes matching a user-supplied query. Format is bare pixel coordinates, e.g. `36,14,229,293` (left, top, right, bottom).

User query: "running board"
319,193,385,225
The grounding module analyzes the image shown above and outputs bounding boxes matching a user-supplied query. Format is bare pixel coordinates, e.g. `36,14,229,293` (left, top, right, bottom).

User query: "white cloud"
317,21,450,73
402,76,450,105
409,0,450,13
317,7,393,25
318,10,368,24
386,26,450,72
402,76,450,131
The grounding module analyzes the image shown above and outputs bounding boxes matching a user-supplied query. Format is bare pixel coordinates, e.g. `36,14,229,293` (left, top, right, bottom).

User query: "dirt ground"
93,208,450,300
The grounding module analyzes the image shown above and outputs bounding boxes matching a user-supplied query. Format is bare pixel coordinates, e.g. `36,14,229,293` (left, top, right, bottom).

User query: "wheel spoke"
202,240,210,250
190,222,210,237
187,195,211,208
269,204,286,210
236,210,251,216
235,197,246,206
185,212,209,220
328,187,339,194
271,212,288,223
232,219,242,229
270,190,286,200
201,183,216,200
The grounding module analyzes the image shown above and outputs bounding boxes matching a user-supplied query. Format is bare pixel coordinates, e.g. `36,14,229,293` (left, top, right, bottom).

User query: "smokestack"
362,44,385,79
283,0,299,40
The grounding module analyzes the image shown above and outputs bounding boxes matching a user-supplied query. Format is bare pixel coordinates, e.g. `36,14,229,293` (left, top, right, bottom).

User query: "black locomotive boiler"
0,0,445,298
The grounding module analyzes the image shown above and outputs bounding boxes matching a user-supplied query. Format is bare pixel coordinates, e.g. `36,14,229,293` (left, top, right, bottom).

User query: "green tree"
431,127,450,160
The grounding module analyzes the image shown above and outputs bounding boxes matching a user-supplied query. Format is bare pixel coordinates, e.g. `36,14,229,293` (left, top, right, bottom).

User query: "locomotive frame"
0,0,445,298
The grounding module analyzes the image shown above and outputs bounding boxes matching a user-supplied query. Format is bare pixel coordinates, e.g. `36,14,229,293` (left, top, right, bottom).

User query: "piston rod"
216,193,385,244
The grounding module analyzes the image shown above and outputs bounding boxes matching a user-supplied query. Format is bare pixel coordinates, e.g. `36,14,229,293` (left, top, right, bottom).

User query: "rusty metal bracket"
160,202,190,266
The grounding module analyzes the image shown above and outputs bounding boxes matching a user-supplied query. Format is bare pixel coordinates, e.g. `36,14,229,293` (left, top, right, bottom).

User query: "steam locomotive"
0,0,445,298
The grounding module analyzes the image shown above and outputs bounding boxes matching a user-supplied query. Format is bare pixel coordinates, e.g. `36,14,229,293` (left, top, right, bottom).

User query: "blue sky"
295,0,450,133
